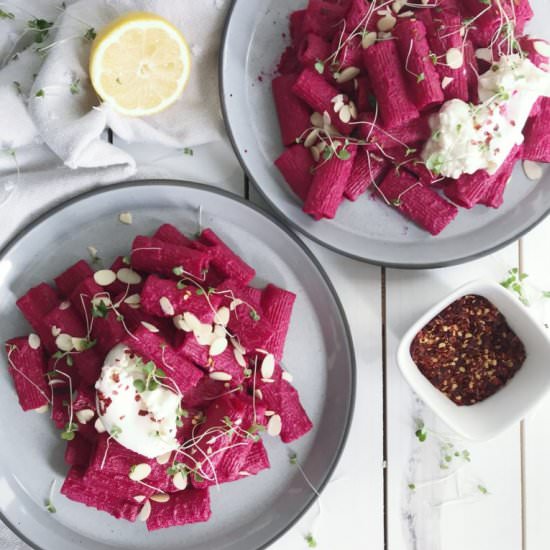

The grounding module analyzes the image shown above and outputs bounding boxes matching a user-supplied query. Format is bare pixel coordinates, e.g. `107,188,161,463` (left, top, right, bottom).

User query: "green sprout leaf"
28,19,53,44
35,89,45,98
45,499,56,513
70,78,80,95
314,59,325,74
416,72,425,83
133,379,146,393
92,300,110,318
0,9,15,19
249,309,260,322
408,483,416,491
84,27,96,41
183,147,194,156
305,533,317,548
478,484,489,494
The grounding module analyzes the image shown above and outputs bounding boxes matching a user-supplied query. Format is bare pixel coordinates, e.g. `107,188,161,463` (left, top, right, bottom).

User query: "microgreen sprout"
415,420,427,442
314,59,325,74
183,148,194,156
61,422,78,441
500,268,529,305
84,27,96,41
28,19,53,44
305,533,317,548
478,484,489,495
35,89,45,98
92,300,110,318
70,78,80,95
0,9,15,19
408,483,416,491
44,480,57,513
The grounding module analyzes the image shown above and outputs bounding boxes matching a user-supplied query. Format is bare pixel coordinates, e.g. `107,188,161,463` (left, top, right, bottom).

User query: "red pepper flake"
138,410,148,416
111,372,120,383
97,391,112,416
410,295,526,406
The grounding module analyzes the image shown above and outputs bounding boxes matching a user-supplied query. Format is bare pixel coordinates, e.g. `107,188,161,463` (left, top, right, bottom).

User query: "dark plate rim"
218,0,550,270
0,179,356,550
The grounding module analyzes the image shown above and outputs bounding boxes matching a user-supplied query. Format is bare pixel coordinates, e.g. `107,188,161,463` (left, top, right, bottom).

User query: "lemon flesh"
90,12,191,117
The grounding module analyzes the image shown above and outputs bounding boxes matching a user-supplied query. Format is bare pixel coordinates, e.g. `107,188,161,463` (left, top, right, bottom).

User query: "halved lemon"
89,12,191,117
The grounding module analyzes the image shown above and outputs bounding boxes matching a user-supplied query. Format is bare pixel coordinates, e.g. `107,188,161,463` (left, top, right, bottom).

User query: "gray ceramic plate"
220,0,550,268
0,181,355,550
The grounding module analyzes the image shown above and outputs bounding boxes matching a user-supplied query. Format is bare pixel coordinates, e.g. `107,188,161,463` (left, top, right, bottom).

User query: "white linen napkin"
0,0,229,246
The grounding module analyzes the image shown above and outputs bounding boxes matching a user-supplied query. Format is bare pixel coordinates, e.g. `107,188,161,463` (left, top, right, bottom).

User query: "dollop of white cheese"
95,344,181,459
422,55,550,179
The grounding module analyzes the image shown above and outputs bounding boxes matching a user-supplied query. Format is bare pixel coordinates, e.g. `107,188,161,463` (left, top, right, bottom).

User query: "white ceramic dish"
397,280,550,441
0,181,355,550
220,0,550,267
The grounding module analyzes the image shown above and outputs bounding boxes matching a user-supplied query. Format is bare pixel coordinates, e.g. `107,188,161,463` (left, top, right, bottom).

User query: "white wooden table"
3,132,549,549
114,133,550,550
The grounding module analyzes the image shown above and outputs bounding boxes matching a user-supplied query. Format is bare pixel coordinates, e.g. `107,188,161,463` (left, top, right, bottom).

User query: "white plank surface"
385,244,524,550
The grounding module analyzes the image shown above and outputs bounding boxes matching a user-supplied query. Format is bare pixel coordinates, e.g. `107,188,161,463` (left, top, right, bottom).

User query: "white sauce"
422,55,550,179
95,344,181,459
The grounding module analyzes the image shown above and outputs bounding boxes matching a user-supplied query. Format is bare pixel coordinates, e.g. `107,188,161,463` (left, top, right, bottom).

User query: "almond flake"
233,348,246,367
377,14,396,32
173,471,188,490
94,417,106,433
330,94,344,104
397,10,414,17
210,337,228,357
209,371,232,381
87,245,99,259
129,463,152,482
267,414,282,437
304,129,320,148
214,307,230,326
441,76,454,89
238,471,251,477
261,378,276,384
333,99,344,113
349,101,358,120
183,312,201,331
156,452,172,465
173,314,192,332
56,333,74,352
339,105,351,123
138,499,151,522
322,111,331,127
282,371,294,383
119,212,133,225
51,326,61,337
475,48,492,63
93,269,116,287
59,301,71,310
195,323,215,346
534,40,550,58
28,333,40,350
392,0,406,13
255,389,263,400
335,66,360,84
134,495,147,503
124,294,141,307
264,410,275,417
76,409,94,424
117,268,142,286
141,322,159,333
34,404,49,414
159,297,175,316
361,31,377,49
446,48,464,69
72,337,90,352
261,353,275,379
310,112,324,128
310,145,321,162
213,325,226,339
523,160,543,181
150,494,170,503
231,338,246,355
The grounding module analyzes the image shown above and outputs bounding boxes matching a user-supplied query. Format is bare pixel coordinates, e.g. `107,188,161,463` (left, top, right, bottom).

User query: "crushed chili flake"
410,295,526,406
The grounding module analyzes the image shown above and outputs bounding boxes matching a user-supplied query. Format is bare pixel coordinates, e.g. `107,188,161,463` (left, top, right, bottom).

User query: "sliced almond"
441,76,454,89
361,31,377,50
391,0,406,12
117,268,142,286
133,495,147,503
233,348,246,367
209,371,232,382
93,269,116,287
55,334,74,352
51,325,61,337
76,409,95,424
150,493,170,503
304,128,320,148
28,333,40,350
230,337,246,355
264,410,275,417
310,112,324,128
523,160,543,181
310,145,321,162
267,414,282,437
339,105,351,123
349,101,358,120
475,48,492,63
322,111,331,128
156,451,172,465
255,389,263,400
377,14,396,32
159,297,175,316
34,404,49,414
59,301,71,310
282,371,294,383
138,499,151,522
173,471,188,490
183,312,201,332
119,212,133,225
261,353,275,379
195,323,215,346
446,48,464,69
214,306,230,326
330,93,344,104
173,314,192,332
335,66,360,84
333,99,344,113
397,9,414,17
94,417,106,433
534,40,550,58
124,294,141,309
209,337,228,357
129,463,152,482
141,322,159,333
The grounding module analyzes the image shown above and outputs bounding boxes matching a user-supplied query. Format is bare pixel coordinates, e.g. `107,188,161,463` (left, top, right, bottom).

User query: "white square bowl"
397,279,550,441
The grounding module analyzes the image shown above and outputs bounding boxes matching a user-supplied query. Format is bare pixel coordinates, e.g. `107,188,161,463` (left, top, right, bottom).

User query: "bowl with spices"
397,280,550,441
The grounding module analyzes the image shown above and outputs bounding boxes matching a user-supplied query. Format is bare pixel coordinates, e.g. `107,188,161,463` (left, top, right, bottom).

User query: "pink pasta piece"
290,10,307,43
463,40,479,104
125,326,203,394
105,257,145,297
180,376,225,408
140,275,220,321
242,439,271,476
61,467,142,522
344,149,388,201
153,224,195,247
298,33,331,66
394,19,444,111
261,284,297,361
362,40,419,129
54,260,94,298
5,337,49,411
354,76,374,113
275,144,314,202
523,98,550,163
273,74,312,147
131,236,210,279
146,489,211,531
198,228,256,286
519,36,550,68
345,0,379,31
417,10,468,102
303,145,357,220
64,436,93,467
292,68,353,135
445,146,522,208
279,380,314,443
331,32,362,70
69,276,104,320
304,0,351,41
379,170,458,235
51,388,71,429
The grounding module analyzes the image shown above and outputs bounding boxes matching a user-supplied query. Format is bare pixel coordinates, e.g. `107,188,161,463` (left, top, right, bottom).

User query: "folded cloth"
0,0,229,245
